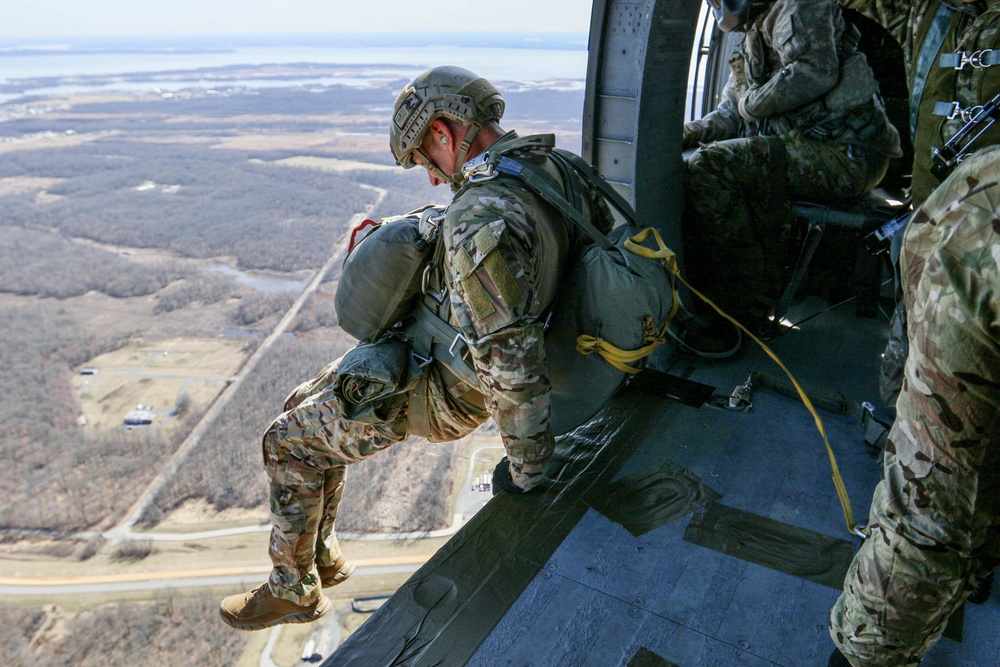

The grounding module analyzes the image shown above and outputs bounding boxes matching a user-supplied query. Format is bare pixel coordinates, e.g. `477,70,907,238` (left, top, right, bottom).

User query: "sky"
3,0,594,38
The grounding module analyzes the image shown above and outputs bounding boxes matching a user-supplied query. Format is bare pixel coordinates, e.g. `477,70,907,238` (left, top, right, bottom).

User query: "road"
0,557,429,596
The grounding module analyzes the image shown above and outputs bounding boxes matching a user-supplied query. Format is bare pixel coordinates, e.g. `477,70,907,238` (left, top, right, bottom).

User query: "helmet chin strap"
415,118,486,192
450,120,485,188
413,146,456,189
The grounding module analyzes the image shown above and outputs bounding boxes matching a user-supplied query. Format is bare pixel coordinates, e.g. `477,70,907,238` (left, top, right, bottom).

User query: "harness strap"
407,374,431,439
552,148,638,225
404,301,479,388
911,2,959,138
495,156,615,250
669,267,861,536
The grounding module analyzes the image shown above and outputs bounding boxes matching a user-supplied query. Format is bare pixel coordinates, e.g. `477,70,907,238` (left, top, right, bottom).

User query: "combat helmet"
706,0,770,32
390,65,505,187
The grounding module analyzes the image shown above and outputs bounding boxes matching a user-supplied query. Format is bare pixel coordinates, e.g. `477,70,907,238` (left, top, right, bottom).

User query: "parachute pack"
335,205,445,342
335,135,679,434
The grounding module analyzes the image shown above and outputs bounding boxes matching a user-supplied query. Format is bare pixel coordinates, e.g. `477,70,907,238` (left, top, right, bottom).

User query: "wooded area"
143,336,458,534
0,140,375,273
0,302,191,532
0,596,247,667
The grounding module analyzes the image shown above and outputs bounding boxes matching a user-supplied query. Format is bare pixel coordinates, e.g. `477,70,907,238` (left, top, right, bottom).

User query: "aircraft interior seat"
774,192,902,323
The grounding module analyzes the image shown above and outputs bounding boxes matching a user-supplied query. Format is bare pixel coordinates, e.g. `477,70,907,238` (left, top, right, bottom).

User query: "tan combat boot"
219,583,332,630
318,553,356,587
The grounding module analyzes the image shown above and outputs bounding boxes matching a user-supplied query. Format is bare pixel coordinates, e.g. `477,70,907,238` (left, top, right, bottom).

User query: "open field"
0,175,63,196
253,155,398,172
73,338,247,429
0,130,118,154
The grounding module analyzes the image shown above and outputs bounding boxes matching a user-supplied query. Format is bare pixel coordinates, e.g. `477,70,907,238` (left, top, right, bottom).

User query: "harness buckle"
463,151,496,183
421,264,448,305
953,49,994,70
411,351,434,368
946,101,962,120
448,333,467,356
728,375,754,412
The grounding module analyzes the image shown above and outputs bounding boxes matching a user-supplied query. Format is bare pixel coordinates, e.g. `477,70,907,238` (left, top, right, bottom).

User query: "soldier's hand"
682,122,702,150
492,457,525,495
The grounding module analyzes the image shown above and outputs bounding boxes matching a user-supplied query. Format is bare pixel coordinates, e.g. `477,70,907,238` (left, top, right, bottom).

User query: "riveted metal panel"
584,0,702,261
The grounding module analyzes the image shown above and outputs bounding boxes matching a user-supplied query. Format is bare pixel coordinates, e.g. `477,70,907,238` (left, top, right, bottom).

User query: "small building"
124,407,155,426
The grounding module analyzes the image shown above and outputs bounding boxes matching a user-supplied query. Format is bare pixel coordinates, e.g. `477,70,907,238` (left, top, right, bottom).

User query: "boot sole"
320,559,356,587
220,594,332,631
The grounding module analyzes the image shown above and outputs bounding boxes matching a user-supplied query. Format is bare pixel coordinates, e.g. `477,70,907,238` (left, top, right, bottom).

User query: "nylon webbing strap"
669,270,860,536
407,372,431,439
552,148,638,225
496,157,615,251
911,2,959,138
405,302,479,388
940,49,1000,68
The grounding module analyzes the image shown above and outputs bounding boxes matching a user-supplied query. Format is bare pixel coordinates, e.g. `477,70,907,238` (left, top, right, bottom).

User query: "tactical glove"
682,122,703,149
492,456,525,495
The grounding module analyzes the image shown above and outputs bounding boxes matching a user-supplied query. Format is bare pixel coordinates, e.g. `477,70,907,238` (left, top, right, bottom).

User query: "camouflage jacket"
443,131,611,491
688,0,902,156
839,0,1000,208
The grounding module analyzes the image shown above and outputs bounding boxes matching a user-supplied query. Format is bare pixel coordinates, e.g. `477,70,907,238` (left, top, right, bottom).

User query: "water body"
0,33,588,103
208,264,310,294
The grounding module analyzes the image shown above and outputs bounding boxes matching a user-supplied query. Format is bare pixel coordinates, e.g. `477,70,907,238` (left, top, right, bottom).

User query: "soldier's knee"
685,144,746,196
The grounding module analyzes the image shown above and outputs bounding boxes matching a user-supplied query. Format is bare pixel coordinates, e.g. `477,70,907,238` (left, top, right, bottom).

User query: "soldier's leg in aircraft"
220,358,405,629
829,149,1000,665
781,131,877,205
683,136,788,325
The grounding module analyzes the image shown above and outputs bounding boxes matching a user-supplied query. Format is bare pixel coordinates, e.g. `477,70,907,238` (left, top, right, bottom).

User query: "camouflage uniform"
683,0,902,323
830,145,1000,665
445,131,611,491
840,0,1000,211
263,347,488,604
841,0,1000,409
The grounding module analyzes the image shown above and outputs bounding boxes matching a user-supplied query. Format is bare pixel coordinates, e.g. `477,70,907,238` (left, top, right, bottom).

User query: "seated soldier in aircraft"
681,0,901,353
219,65,642,631
218,221,492,630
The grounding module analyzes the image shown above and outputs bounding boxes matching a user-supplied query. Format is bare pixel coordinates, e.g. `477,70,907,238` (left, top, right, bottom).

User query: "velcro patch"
454,247,475,276
474,226,499,256
483,251,523,308
461,274,496,320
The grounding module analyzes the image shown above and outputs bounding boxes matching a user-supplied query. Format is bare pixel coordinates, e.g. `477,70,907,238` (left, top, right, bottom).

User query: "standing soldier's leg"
830,148,1000,666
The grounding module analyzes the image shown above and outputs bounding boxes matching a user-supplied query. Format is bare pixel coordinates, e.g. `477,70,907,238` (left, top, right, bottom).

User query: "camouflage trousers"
263,358,486,604
830,147,1000,666
683,131,886,323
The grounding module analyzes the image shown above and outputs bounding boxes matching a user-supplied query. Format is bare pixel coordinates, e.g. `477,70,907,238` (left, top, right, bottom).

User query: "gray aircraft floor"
328,297,1000,667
